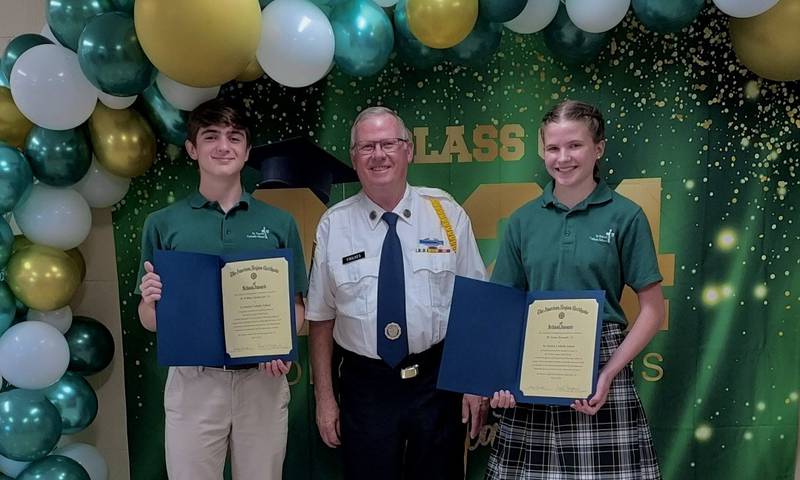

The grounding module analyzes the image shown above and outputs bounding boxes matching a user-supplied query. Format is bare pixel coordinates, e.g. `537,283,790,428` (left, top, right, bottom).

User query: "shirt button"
226,229,231,235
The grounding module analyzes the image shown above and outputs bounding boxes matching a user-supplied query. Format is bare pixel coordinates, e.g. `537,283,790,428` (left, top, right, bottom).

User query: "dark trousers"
337,343,466,480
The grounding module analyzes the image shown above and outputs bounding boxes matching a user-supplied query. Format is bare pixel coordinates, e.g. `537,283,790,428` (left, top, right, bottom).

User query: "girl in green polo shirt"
486,100,664,479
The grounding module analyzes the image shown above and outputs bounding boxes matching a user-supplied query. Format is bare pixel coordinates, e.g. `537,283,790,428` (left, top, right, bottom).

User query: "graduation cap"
247,136,359,204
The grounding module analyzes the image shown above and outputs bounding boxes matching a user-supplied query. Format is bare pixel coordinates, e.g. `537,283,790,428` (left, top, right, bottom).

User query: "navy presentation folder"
437,276,604,405
154,248,298,367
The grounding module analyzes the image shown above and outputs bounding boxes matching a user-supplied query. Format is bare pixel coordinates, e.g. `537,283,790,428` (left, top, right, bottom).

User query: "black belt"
338,342,444,380
206,363,259,371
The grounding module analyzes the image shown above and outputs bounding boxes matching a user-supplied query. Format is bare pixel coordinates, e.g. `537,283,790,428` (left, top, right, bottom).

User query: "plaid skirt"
485,322,661,480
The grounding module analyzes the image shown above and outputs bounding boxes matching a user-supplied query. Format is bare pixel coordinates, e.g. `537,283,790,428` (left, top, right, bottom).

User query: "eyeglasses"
352,138,408,156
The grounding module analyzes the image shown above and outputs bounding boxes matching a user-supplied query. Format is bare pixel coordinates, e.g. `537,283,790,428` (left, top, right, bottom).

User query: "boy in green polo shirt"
136,98,307,480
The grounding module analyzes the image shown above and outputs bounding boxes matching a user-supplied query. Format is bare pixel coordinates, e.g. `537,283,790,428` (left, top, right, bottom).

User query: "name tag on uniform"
342,251,365,264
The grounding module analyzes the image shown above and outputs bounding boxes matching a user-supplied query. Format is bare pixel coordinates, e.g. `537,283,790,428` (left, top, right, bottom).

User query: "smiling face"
541,119,605,193
185,124,250,180
350,113,413,198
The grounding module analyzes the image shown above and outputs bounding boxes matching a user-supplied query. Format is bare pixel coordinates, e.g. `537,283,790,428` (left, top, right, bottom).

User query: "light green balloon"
0,391,62,462
16,455,89,480
0,145,33,214
41,372,98,434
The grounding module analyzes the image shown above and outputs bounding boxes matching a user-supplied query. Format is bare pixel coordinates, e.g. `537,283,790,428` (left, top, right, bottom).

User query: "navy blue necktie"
376,212,408,367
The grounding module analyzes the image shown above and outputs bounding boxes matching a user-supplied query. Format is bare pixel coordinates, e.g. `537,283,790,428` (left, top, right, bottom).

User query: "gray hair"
349,106,411,149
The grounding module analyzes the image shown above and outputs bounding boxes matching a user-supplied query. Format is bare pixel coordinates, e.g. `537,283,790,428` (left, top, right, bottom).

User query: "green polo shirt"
491,180,662,325
136,190,308,296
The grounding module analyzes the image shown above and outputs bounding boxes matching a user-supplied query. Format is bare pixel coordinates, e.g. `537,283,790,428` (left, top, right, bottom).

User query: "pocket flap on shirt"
332,257,379,286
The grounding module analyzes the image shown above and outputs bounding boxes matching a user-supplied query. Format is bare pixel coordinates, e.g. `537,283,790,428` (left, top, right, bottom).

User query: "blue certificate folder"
438,276,605,405
153,249,298,367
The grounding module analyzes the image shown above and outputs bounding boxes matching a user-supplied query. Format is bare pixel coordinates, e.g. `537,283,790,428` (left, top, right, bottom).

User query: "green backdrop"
115,7,799,479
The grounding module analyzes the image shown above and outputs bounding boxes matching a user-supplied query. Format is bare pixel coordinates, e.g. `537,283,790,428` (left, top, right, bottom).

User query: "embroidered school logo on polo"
246,227,270,240
589,228,615,244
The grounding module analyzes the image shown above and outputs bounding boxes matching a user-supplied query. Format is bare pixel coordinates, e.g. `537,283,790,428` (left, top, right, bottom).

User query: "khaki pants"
164,366,289,480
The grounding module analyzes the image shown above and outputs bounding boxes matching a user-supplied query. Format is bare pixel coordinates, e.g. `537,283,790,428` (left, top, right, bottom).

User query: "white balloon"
97,90,137,110
9,44,97,130
712,0,779,18
565,0,630,33
55,444,108,480
155,73,219,112
27,306,73,334
0,453,29,477
257,0,336,88
73,157,131,208
374,0,398,6
13,184,92,250
505,0,560,34
0,321,69,390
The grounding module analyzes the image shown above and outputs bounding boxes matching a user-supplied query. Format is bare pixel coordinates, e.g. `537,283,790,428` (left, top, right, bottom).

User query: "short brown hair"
186,98,251,146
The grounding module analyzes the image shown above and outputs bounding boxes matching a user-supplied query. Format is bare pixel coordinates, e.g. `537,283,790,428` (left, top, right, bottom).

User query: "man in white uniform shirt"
306,106,488,480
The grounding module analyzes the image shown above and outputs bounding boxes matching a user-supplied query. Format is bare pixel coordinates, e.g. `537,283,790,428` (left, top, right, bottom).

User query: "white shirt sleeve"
452,203,487,281
305,214,337,321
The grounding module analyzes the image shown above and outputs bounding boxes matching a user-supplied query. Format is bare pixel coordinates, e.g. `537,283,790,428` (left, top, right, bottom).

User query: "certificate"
221,258,293,358
437,276,604,405
153,249,298,367
519,299,600,399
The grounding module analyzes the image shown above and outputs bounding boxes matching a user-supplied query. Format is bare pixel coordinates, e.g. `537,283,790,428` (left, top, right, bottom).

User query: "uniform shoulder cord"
428,198,457,253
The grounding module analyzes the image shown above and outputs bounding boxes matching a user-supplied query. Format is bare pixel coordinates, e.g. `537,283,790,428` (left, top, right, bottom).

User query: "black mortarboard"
247,137,359,204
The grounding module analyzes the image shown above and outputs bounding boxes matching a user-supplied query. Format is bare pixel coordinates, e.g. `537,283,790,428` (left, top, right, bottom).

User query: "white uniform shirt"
306,185,487,359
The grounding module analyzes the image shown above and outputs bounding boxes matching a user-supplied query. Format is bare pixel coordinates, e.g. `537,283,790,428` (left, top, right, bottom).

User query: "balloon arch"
0,0,796,478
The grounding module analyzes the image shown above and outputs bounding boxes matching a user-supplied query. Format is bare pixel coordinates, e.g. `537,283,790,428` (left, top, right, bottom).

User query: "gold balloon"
134,0,262,87
730,0,800,81
6,244,81,311
89,103,156,178
236,57,265,82
0,87,33,148
407,0,478,49
66,247,87,282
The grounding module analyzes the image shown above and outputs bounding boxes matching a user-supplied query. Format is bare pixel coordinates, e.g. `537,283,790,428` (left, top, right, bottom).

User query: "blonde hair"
349,106,411,149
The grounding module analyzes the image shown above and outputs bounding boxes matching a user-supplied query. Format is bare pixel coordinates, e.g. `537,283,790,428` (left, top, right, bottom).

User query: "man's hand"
316,395,341,448
259,360,292,377
140,261,162,304
462,394,489,439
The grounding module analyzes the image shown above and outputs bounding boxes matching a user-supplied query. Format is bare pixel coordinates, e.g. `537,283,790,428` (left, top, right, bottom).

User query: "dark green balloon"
0,282,15,337
479,0,527,23
111,0,134,13
41,372,98,434
0,217,12,267
0,145,33,214
0,72,7,88
46,0,115,51
78,12,156,96
138,84,188,146
17,455,89,480
394,0,446,69
448,15,503,67
632,0,704,33
543,4,610,65
24,127,91,187
0,34,53,82
65,316,115,375
14,296,28,320
0,391,62,462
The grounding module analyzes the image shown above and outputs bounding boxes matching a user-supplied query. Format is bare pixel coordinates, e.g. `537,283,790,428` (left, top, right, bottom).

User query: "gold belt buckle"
400,364,419,380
